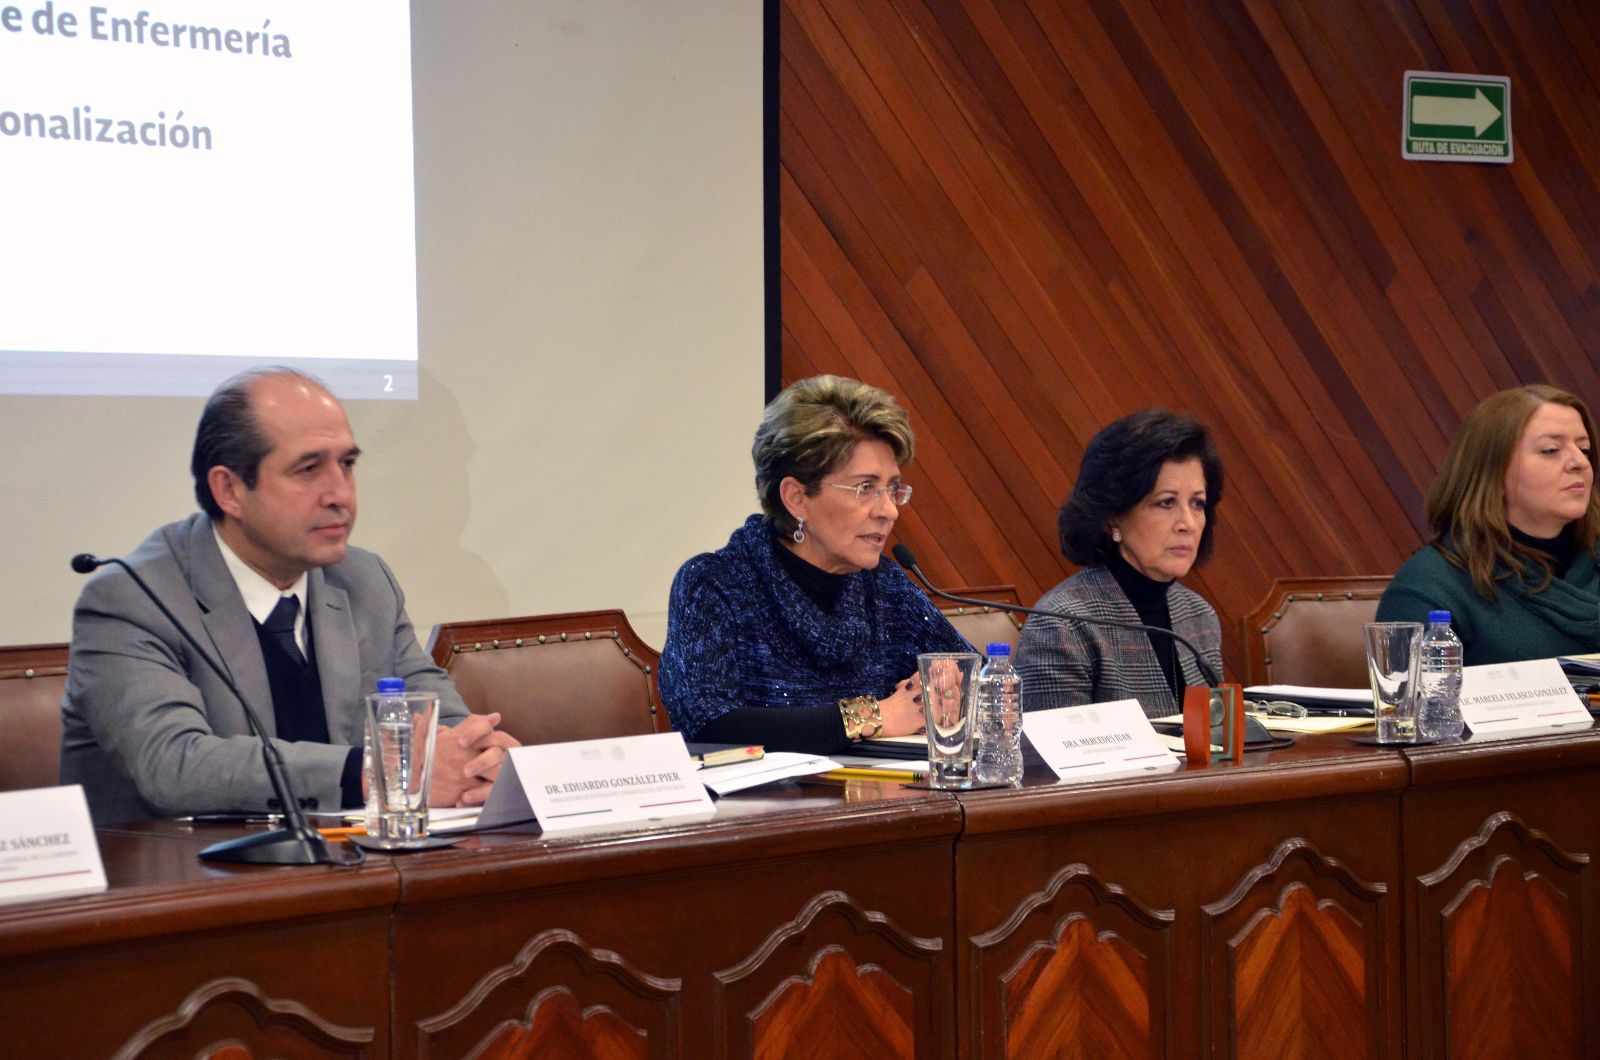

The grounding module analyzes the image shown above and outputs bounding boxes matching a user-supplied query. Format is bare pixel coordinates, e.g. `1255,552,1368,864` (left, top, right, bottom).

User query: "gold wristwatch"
838,695,883,740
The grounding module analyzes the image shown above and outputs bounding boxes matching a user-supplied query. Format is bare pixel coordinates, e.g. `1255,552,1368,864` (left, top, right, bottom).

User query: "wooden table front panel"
0,911,392,1058
0,831,397,1059
955,750,1405,1059
391,788,961,1059
1402,736,1600,1060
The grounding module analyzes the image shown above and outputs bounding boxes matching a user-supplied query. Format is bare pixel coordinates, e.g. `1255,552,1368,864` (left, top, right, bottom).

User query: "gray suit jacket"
60,513,466,824
1015,566,1223,720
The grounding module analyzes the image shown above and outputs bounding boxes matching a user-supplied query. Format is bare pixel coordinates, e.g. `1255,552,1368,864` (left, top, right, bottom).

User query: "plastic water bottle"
365,677,406,830
1417,611,1465,740
974,643,1024,785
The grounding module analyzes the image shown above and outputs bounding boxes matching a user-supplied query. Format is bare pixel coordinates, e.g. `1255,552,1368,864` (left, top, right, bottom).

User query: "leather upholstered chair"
427,611,668,746
938,585,1025,653
1241,577,1393,688
0,643,68,792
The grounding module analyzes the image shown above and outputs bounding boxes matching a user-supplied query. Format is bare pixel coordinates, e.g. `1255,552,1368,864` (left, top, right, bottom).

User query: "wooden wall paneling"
1075,2,1440,573
1065,0,1441,531
937,0,1402,590
1545,2,1600,227
1459,5,1600,371
1011,0,1414,547
1387,1,1600,388
1198,0,1484,438
781,2,1085,588
779,190,1022,589
779,176,1050,587
778,0,1600,682
1279,0,1514,399
902,0,1299,614
1056,0,1382,624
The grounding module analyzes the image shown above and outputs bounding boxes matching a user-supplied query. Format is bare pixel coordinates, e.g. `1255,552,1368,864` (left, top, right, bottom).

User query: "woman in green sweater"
1377,384,1600,665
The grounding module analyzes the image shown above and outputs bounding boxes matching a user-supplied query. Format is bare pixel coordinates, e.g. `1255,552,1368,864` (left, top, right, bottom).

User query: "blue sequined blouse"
660,515,971,738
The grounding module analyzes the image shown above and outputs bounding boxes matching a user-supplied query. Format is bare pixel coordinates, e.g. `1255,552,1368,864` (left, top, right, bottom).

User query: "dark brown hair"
1058,409,1223,568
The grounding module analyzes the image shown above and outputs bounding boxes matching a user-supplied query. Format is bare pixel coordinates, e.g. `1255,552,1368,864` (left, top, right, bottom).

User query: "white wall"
0,1,764,650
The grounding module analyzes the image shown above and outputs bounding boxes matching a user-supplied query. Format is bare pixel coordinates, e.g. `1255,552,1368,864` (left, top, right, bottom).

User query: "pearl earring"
1111,529,1122,543
793,517,806,544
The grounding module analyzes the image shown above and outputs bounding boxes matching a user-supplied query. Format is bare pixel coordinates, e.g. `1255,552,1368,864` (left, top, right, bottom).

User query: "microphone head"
70,553,102,574
890,543,918,570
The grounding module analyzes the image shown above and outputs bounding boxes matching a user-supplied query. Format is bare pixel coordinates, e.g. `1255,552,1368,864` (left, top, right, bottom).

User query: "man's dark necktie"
264,595,306,666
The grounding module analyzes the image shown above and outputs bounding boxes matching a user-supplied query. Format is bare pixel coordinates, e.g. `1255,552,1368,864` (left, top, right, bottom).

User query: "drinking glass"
363,690,441,845
918,652,982,789
1365,622,1422,744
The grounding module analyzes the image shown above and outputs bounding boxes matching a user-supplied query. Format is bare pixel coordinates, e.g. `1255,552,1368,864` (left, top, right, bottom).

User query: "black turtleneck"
1510,523,1578,578
773,537,849,613
1106,549,1182,699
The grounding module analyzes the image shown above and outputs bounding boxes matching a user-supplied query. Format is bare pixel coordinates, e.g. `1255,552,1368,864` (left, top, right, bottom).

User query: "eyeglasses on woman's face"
824,480,913,506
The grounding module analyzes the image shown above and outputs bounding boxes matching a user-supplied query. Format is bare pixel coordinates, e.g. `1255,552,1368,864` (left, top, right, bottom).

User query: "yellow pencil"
317,826,367,838
818,767,926,783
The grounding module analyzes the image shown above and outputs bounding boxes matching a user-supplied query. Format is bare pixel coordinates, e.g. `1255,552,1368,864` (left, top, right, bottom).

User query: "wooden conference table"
3,728,1598,1058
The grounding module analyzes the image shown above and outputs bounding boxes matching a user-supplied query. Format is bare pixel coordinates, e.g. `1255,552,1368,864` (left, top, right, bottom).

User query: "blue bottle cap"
375,677,405,693
1427,610,1451,623
986,643,1011,656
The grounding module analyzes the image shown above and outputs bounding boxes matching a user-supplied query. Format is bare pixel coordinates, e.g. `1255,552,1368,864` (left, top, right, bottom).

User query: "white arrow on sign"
1411,88,1501,136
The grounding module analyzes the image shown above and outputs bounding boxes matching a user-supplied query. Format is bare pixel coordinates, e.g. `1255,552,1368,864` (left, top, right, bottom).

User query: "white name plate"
1459,658,1593,737
1024,700,1182,780
0,785,107,908
478,731,714,833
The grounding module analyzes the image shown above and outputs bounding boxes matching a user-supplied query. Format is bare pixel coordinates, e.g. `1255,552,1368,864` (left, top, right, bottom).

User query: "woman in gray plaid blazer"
1016,410,1225,720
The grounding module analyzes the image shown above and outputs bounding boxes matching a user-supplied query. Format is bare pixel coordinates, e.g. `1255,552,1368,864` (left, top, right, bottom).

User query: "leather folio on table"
4,728,1599,1057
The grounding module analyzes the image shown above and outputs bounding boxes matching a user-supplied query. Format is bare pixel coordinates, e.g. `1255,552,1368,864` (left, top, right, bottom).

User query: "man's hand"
428,712,521,808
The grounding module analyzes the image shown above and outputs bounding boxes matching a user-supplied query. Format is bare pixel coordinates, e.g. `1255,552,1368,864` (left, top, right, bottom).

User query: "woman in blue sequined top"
660,375,970,754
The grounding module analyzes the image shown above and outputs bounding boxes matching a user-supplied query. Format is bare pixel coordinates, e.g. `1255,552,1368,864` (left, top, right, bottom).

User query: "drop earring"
793,517,806,544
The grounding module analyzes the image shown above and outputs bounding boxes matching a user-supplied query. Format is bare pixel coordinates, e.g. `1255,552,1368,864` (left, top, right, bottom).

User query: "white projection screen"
0,1,419,397
0,1,764,650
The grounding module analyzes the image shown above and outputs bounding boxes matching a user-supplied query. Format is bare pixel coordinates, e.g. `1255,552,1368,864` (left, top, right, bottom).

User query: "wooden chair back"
0,643,67,791
938,585,1024,653
1242,577,1393,688
427,611,667,746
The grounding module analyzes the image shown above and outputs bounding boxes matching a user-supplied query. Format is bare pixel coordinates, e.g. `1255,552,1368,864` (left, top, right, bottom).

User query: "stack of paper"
697,752,838,795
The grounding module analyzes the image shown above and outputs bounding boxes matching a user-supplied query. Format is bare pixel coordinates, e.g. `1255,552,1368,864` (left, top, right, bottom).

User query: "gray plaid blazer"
1015,566,1223,720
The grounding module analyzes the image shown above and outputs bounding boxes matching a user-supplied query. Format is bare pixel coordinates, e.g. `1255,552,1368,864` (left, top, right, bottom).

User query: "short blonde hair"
1427,384,1600,599
753,375,915,536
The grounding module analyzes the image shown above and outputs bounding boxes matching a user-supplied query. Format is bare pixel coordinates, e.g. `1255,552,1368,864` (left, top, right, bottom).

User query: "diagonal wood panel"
1444,863,1578,1059
1003,916,1151,1058
1231,884,1366,1059
779,0,1600,676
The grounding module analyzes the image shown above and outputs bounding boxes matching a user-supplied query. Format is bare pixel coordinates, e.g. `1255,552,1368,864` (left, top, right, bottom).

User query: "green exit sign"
1404,71,1512,163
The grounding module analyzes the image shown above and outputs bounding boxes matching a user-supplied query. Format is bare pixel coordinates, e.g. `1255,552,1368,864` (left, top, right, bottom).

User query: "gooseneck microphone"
71,553,351,866
890,543,1224,688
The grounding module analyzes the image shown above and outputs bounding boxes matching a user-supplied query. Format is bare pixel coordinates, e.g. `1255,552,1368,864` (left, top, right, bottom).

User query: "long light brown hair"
1426,384,1600,599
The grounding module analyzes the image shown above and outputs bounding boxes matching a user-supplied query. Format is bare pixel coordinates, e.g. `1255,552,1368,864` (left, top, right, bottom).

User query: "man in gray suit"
61,368,516,824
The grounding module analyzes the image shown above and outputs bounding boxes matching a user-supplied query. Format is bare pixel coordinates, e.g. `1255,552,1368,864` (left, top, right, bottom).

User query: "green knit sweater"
1376,543,1600,665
